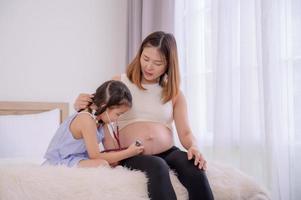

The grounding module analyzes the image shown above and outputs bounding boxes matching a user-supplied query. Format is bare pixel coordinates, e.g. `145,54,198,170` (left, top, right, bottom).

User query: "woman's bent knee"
147,157,170,174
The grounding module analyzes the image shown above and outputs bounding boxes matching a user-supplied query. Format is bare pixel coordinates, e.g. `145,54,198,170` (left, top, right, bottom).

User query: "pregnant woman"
75,31,214,200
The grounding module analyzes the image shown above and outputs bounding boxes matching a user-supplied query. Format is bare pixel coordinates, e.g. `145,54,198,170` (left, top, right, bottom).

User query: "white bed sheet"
0,159,271,200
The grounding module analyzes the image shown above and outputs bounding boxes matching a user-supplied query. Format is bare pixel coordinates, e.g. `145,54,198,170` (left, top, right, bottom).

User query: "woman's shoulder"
112,74,121,81
112,74,131,82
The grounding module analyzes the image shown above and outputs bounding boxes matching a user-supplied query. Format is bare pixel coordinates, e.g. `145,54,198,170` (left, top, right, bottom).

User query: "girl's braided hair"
87,80,132,118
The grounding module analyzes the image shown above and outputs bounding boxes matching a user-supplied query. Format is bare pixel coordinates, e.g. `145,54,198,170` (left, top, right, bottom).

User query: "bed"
0,101,270,200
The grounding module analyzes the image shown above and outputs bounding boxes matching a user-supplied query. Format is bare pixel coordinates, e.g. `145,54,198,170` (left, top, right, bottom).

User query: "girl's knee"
95,159,109,167
78,159,109,168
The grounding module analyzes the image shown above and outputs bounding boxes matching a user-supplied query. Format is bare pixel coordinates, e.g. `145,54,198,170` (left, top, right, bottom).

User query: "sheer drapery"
175,0,301,199
127,0,175,63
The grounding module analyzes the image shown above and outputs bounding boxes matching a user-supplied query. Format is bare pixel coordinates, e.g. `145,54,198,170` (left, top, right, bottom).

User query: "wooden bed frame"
0,101,69,123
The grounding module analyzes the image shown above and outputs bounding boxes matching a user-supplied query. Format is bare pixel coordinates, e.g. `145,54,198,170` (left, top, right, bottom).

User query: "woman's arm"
74,94,94,111
112,74,121,81
173,91,197,149
73,75,121,111
173,91,207,170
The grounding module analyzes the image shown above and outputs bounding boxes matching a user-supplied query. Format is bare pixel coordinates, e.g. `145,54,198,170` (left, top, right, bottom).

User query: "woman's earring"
163,73,168,85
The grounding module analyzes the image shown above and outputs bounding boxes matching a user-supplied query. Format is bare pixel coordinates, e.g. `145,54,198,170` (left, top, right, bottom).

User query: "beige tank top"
118,74,173,130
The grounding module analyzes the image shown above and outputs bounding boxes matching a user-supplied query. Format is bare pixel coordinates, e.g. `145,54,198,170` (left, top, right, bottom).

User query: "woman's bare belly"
119,122,174,155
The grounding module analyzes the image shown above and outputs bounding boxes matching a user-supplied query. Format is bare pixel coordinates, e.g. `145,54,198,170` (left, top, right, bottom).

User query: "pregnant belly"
119,122,174,155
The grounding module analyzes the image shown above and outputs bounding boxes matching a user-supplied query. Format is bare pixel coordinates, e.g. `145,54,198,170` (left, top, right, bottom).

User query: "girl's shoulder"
77,111,96,120
77,111,95,118
73,112,97,128
69,111,98,139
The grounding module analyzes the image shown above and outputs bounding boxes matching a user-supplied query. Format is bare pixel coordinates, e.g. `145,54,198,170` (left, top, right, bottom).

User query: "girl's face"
140,47,167,84
99,105,129,123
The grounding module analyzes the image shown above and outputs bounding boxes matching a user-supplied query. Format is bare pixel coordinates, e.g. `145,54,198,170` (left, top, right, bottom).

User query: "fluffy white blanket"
0,162,270,200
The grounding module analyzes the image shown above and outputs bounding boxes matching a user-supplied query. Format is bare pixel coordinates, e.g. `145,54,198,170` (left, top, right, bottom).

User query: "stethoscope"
109,120,123,150
101,112,142,153
101,112,125,152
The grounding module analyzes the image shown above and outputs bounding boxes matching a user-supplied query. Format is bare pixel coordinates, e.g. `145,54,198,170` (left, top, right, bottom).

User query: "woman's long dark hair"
126,31,180,103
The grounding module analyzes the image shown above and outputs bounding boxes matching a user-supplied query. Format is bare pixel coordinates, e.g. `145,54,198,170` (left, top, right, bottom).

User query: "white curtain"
127,0,175,63
175,0,301,199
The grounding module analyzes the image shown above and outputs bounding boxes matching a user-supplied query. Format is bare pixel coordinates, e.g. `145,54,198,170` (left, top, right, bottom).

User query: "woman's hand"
187,146,207,170
74,93,94,111
127,142,144,156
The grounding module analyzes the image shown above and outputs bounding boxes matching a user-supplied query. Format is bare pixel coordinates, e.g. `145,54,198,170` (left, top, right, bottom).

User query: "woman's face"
140,47,167,84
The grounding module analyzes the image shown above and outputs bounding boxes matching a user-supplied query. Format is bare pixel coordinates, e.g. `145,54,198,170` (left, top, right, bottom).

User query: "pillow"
0,109,60,159
0,157,45,165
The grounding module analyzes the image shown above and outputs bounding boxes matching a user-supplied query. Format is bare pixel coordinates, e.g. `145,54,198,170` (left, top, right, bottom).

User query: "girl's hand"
110,162,119,167
74,93,94,111
127,142,144,156
187,146,207,170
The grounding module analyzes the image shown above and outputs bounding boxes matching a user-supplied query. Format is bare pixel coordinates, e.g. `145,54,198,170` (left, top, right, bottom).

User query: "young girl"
43,80,144,168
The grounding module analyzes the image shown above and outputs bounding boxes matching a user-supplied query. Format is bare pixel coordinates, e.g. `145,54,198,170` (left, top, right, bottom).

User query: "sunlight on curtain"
175,0,301,199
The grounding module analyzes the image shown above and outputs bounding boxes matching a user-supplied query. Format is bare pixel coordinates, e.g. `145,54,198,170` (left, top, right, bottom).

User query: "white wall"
0,0,128,113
